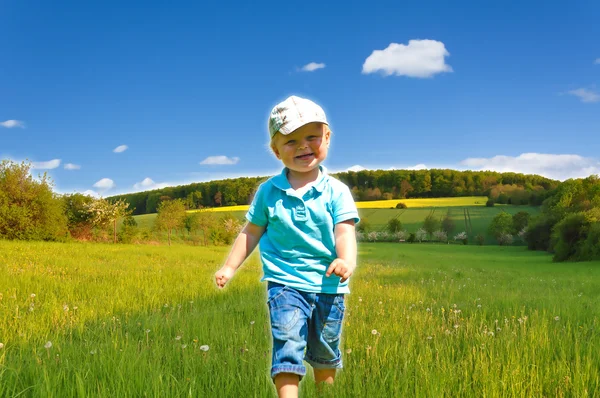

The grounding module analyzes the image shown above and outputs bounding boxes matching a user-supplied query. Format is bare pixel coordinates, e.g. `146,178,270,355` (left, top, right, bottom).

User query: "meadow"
132,196,539,245
1,240,598,397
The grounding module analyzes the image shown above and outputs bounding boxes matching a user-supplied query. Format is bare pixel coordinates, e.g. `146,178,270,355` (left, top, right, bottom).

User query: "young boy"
214,95,359,398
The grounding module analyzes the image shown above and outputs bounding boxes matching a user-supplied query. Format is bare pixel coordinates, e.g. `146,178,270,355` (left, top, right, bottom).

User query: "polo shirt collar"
271,165,329,193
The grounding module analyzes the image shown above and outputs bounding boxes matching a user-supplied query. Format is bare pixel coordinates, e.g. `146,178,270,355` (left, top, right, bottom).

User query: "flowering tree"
85,198,130,243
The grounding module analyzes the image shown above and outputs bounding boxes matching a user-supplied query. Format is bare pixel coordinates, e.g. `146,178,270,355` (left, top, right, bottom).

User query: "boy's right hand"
214,266,236,289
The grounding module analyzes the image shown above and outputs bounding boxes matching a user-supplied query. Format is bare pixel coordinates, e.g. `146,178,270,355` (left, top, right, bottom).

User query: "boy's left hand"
326,259,355,283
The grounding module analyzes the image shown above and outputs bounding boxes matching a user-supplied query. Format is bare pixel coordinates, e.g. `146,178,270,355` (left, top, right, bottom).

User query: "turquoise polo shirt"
246,166,360,294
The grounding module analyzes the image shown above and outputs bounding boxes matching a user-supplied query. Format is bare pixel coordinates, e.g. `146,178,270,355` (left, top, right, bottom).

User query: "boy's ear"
271,143,281,159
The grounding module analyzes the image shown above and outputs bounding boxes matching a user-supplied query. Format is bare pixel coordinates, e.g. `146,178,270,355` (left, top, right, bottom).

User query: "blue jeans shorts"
267,281,346,381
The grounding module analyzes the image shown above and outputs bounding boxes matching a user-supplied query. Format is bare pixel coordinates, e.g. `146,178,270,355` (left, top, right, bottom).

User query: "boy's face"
271,122,331,174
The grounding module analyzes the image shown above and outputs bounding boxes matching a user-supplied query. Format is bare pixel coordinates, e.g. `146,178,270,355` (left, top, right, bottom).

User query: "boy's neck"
286,167,321,191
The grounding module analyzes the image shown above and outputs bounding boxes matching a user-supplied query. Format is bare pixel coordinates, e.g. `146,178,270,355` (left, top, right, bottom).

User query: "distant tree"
488,212,513,241
0,160,67,241
441,214,456,235
400,180,413,198
386,218,402,233
155,199,187,246
512,211,531,234
63,193,95,237
423,214,440,237
486,199,495,207
214,191,223,206
395,202,407,209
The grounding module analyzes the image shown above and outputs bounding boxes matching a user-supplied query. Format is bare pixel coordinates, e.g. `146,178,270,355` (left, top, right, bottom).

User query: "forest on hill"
108,168,559,215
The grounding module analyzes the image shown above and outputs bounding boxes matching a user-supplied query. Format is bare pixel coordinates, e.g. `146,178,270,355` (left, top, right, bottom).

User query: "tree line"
108,168,559,215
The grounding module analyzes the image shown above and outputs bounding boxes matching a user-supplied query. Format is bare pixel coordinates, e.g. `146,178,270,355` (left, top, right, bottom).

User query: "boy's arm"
326,220,357,283
215,222,266,288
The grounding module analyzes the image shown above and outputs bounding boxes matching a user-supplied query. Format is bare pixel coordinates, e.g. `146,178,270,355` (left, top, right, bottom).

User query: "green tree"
0,160,67,241
386,218,402,233
423,214,440,237
441,214,456,235
155,199,187,245
488,212,513,240
512,211,531,234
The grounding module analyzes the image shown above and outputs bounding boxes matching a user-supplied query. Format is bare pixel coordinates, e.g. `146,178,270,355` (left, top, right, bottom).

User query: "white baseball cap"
268,95,328,139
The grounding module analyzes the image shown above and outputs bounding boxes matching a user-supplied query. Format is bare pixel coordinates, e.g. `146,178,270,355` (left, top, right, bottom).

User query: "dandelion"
0,343,4,349
90,350,96,355
358,297,363,302
73,306,78,311
371,329,378,335
379,301,382,305
30,294,36,298
523,316,528,321
175,336,182,341
445,329,451,335
518,318,523,324
426,308,431,312
164,304,169,308
488,331,494,337
554,316,560,321
63,305,69,312
454,324,459,329
145,329,151,334
477,304,482,308
427,336,433,340
181,344,187,349
497,328,501,332
250,321,255,325
45,341,52,349
346,348,352,354
200,345,209,352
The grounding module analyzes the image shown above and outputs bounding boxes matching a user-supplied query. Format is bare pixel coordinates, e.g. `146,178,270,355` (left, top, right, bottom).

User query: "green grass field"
1,240,598,397
133,197,539,245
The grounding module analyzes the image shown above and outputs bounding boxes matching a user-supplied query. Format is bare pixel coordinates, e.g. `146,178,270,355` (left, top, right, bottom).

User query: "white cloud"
82,190,101,198
300,62,326,72
0,120,25,128
460,153,600,181
594,58,600,65
567,88,600,103
347,165,366,172
200,155,240,165
406,163,428,170
93,178,115,191
113,145,128,153
31,159,61,170
362,39,452,78
64,163,81,170
133,177,170,191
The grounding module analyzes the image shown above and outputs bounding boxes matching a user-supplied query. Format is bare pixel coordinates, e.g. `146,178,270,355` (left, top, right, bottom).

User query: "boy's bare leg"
274,373,299,398
314,368,336,387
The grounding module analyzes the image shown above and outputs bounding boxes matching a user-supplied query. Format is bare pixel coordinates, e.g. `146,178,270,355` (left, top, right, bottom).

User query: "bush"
486,199,495,207
579,222,600,260
552,212,590,262
0,160,68,241
488,212,513,239
525,215,558,251
395,202,407,209
441,215,455,235
497,233,514,246
423,214,440,237
512,211,530,234
416,228,427,242
475,234,485,245
407,233,416,243
454,231,468,245
387,218,403,233
433,230,448,243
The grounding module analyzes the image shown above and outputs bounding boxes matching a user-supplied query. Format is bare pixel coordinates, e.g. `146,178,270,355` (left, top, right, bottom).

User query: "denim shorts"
266,281,346,381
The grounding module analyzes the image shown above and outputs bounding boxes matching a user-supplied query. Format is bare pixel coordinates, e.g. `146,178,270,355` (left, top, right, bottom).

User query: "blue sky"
1,0,599,196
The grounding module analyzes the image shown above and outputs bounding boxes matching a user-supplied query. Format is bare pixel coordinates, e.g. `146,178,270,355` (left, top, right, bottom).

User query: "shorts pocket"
323,295,345,343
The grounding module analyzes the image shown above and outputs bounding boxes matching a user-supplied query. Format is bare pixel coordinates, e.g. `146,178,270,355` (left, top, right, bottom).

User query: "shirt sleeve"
332,183,360,225
245,182,269,227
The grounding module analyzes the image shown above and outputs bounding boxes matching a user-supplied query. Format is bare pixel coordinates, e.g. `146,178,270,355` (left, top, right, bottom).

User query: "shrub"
423,214,440,237
407,233,416,243
454,231,468,245
416,228,427,242
475,234,485,245
497,233,514,246
395,230,408,242
367,231,378,242
441,215,455,235
486,199,495,207
488,212,513,239
552,212,589,262
387,218,403,233
395,202,407,209
512,211,531,234
433,230,448,243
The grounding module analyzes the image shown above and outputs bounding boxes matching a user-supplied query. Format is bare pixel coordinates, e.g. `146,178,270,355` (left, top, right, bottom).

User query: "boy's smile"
271,122,330,179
